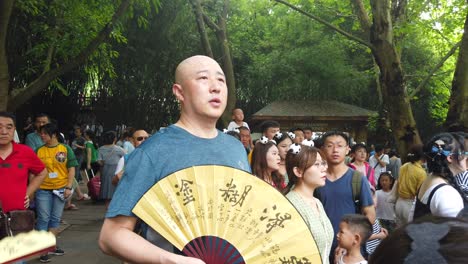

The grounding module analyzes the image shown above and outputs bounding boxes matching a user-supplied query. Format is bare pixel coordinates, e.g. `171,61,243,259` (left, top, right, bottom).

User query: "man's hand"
24,195,30,208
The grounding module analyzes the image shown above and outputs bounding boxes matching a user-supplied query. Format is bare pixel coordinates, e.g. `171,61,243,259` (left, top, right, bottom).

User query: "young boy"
336,214,372,264
227,108,249,131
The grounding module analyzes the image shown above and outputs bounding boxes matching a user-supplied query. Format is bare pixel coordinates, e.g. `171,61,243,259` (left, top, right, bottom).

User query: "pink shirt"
349,162,376,188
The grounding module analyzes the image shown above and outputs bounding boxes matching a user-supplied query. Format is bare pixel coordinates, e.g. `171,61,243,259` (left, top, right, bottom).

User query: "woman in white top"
411,132,467,220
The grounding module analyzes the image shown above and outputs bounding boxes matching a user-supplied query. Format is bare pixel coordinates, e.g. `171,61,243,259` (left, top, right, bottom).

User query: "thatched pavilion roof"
251,100,376,121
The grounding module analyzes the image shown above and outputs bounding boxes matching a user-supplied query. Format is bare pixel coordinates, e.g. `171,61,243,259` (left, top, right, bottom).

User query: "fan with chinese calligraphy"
132,165,322,264
0,230,56,263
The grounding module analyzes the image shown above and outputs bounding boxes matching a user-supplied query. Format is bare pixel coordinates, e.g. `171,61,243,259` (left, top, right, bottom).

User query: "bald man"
99,56,250,263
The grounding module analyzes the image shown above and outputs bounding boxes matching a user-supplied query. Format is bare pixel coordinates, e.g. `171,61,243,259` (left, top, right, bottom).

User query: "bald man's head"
175,55,224,84
172,55,228,122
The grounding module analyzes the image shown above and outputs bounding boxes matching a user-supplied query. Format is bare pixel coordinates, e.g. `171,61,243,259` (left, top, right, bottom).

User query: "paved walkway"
27,187,120,263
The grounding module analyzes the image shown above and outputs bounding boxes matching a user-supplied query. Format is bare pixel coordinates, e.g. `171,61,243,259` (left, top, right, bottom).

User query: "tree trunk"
200,0,236,127
0,0,14,111
350,0,383,106
370,0,422,157
445,12,468,131
3,0,132,111
217,0,236,126
189,0,214,58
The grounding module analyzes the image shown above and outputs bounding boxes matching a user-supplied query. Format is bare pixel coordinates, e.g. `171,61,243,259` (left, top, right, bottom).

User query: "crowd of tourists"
227,119,467,264
1,55,467,264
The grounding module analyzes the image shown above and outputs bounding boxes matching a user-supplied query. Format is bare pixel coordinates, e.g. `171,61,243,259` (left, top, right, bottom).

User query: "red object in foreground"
3,246,56,264
183,236,245,264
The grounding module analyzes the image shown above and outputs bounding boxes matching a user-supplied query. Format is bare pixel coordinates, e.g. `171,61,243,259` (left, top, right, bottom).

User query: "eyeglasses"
313,161,328,168
136,136,148,142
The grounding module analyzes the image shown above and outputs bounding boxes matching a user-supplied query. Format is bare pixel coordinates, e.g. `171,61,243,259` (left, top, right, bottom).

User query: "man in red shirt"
0,112,47,213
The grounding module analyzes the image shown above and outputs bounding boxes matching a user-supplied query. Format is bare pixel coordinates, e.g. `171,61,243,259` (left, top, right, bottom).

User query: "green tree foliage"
98,0,200,130
268,0,466,142
401,0,466,125
229,0,374,113
5,0,466,135
1,0,160,111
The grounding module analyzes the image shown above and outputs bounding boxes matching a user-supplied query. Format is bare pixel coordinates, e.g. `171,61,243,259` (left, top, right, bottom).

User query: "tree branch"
7,0,132,111
42,44,55,74
273,0,374,51
350,0,371,37
391,0,407,25
189,0,214,57
202,13,220,32
409,41,461,98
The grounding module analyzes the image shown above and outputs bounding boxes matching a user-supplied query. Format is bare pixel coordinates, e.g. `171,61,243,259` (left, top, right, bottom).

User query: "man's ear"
172,84,184,102
293,167,303,178
346,146,350,156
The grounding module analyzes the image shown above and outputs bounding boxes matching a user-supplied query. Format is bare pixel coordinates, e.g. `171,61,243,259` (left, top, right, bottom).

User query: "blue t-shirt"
315,168,373,252
25,132,44,151
123,141,135,154
106,125,251,218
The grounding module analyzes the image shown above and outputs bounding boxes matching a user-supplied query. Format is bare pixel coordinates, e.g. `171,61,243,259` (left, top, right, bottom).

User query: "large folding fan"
0,230,56,264
133,165,322,264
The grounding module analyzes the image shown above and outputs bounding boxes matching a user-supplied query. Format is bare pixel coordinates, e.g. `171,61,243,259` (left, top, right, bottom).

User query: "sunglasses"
136,136,148,142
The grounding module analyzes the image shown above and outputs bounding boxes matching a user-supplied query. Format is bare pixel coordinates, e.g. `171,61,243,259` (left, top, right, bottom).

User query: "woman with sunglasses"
112,129,149,185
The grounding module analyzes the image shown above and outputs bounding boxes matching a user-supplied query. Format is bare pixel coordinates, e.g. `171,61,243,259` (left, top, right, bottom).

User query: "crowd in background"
223,107,468,264
0,106,468,263
1,104,467,264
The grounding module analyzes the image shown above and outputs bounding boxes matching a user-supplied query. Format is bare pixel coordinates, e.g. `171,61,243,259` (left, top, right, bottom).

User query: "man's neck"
176,115,218,138
234,120,243,126
0,142,13,160
326,162,349,181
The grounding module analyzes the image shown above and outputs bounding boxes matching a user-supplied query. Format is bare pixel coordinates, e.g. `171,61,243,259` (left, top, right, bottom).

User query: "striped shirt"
454,171,468,200
366,220,382,255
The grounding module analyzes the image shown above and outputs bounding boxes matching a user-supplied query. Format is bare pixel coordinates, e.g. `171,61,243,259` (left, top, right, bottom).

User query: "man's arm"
99,216,205,264
24,168,47,208
26,168,47,197
361,205,376,225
